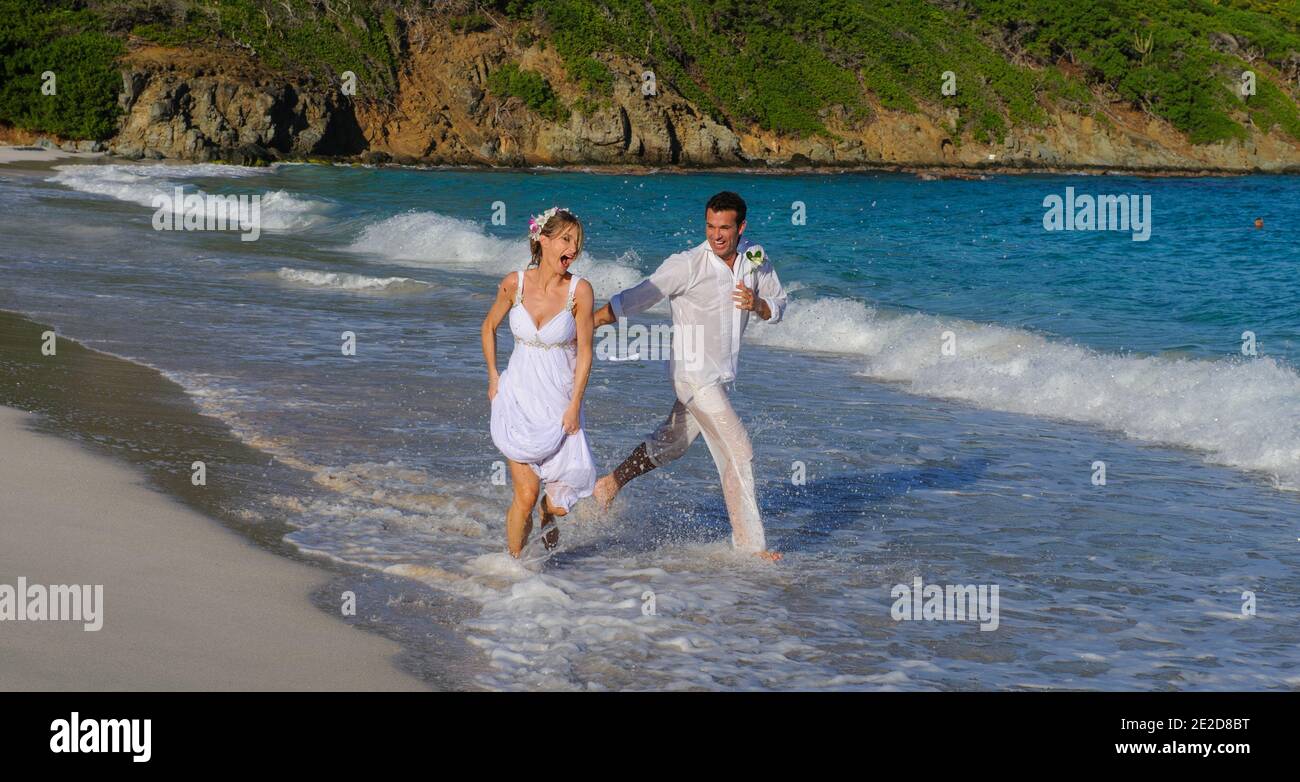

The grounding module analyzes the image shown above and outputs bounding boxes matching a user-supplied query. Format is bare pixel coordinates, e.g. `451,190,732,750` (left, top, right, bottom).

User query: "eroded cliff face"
355,26,744,166
107,47,364,163
101,27,1300,173
358,24,1300,171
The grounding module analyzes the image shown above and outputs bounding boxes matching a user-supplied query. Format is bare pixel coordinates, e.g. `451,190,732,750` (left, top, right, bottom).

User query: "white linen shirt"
610,237,787,392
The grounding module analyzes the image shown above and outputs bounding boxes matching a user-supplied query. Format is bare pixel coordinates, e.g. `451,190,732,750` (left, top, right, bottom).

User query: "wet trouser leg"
642,382,766,553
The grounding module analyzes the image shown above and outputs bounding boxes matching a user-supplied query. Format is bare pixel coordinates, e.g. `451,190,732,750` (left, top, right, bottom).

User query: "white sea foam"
344,210,645,297
747,296,1300,489
272,267,432,293
344,209,1300,490
48,164,332,232
152,357,1294,692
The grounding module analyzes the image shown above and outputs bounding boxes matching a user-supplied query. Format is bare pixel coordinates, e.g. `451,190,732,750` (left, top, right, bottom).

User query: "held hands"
592,302,616,328
562,403,580,435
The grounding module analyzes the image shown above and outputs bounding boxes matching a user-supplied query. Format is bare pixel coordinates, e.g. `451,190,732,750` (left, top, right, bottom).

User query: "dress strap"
514,269,525,306
565,275,581,311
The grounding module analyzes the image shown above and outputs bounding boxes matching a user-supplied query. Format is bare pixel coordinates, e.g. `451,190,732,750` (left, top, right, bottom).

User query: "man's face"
706,208,745,261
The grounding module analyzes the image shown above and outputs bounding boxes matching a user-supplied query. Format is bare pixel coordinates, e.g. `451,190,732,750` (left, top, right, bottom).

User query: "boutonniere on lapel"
744,246,765,270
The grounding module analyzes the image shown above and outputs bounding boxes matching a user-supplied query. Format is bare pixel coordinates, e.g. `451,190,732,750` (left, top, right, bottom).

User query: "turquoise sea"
2,160,1298,689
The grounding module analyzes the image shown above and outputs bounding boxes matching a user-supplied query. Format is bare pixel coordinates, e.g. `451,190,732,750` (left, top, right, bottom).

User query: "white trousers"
643,381,766,553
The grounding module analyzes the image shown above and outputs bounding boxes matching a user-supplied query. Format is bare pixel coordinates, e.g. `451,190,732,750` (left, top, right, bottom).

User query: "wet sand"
0,404,426,691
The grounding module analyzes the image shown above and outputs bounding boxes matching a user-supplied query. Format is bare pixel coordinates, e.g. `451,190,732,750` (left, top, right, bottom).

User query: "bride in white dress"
481,208,596,558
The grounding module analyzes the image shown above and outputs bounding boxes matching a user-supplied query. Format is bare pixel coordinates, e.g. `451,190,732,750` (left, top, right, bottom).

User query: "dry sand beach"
0,146,427,690
0,146,426,685
0,404,425,691
0,145,100,166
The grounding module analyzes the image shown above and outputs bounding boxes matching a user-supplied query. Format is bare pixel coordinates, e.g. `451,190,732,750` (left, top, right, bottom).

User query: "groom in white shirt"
592,192,787,561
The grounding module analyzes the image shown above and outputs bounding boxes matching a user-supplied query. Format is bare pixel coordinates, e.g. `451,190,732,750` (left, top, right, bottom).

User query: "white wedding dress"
490,270,596,512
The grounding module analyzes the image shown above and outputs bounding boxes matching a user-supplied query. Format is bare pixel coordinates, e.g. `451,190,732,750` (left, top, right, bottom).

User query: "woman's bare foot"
540,518,559,550
593,473,620,511
754,550,783,562
540,494,560,550
541,492,568,517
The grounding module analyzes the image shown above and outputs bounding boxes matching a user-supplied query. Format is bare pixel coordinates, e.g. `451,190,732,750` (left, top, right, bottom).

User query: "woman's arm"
563,280,595,434
481,273,517,401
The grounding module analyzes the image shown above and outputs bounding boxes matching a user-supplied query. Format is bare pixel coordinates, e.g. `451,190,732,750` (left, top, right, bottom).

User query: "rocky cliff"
101,24,1300,174
108,47,364,164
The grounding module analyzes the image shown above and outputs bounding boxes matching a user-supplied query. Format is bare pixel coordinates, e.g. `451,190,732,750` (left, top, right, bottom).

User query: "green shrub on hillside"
492,0,1057,140
488,0,1299,144
0,0,124,139
566,56,614,95
3,0,1297,149
967,0,1300,142
488,62,569,121
99,0,403,99
449,13,492,34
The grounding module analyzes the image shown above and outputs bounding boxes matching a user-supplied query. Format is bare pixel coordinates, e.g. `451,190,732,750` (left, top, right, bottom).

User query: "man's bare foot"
593,473,620,511
754,550,783,562
540,494,560,550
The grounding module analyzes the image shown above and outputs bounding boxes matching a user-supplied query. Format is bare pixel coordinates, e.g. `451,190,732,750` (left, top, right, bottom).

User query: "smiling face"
534,212,584,273
706,208,745,263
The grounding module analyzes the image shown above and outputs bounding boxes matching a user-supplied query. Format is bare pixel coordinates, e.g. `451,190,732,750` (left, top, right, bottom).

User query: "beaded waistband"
517,336,577,351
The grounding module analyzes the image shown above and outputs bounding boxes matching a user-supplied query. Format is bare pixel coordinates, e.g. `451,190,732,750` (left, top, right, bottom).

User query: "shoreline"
0,145,106,167
0,307,483,690
0,404,426,691
4,142,1296,179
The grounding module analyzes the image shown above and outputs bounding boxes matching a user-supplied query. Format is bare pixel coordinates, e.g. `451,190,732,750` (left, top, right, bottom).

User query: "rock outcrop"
356,30,744,166
97,28,1300,173
356,24,1300,172
108,47,364,162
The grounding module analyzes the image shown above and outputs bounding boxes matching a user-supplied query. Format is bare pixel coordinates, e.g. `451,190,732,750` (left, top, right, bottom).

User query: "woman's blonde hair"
528,209,584,268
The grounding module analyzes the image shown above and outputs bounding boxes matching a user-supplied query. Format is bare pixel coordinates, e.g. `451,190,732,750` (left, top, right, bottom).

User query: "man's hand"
733,281,770,319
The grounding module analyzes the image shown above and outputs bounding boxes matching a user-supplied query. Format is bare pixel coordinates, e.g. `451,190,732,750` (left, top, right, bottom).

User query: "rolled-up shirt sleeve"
756,261,788,324
610,252,691,319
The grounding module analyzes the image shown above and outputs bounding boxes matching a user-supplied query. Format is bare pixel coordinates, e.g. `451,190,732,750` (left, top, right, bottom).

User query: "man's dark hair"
705,191,746,225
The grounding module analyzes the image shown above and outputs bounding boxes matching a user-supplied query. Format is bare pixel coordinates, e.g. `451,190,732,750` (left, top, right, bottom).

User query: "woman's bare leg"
507,460,540,557
541,492,568,517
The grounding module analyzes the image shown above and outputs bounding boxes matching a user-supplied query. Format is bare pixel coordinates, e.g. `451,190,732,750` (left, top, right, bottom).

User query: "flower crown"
528,206,570,241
